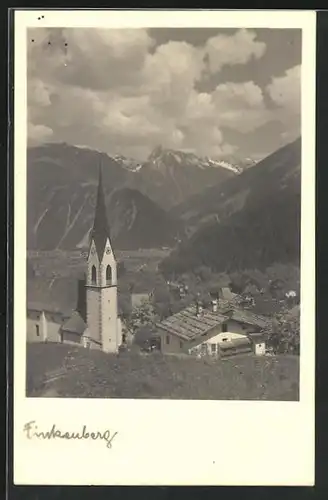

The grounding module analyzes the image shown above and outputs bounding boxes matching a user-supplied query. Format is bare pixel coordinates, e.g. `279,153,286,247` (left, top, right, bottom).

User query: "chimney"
196,300,203,317
211,298,218,313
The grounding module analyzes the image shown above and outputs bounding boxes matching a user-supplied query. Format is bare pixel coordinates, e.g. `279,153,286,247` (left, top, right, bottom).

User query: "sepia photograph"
25,24,303,401
13,9,316,487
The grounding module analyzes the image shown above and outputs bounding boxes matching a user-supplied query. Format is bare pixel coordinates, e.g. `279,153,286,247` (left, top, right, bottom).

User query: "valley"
27,138,302,353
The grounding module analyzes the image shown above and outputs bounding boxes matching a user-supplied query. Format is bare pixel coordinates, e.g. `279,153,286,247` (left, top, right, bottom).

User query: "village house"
26,166,125,353
155,296,268,359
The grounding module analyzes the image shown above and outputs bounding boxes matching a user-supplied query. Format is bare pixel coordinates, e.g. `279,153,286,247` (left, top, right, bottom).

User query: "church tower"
86,166,121,353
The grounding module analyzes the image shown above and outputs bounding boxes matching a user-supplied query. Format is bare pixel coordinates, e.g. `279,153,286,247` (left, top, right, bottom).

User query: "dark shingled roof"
91,165,111,260
156,305,229,341
225,308,268,329
156,302,269,341
248,332,267,343
62,310,87,335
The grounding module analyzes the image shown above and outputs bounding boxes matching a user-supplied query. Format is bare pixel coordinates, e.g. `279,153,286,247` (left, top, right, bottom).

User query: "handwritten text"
23,420,118,449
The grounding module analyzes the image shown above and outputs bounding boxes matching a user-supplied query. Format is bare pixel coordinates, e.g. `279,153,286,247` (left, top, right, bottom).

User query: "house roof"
62,310,87,335
248,333,267,343
90,165,111,260
219,287,235,300
227,309,268,329
156,301,269,341
156,304,229,341
219,337,252,350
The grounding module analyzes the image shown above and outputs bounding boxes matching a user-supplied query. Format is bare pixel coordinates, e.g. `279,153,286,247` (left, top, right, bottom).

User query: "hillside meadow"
26,343,299,401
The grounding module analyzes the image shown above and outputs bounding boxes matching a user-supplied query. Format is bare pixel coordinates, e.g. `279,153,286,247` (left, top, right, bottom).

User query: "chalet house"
155,297,268,359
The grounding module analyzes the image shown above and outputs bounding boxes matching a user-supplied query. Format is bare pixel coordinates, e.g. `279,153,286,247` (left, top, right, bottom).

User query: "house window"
222,337,228,342
179,341,183,349
35,324,40,337
201,343,207,354
106,265,112,285
222,323,228,333
211,344,216,353
122,333,127,344
91,265,97,285
166,335,170,345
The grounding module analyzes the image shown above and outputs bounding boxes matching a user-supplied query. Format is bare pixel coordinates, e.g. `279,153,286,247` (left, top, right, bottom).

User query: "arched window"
91,265,97,285
106,265,112,285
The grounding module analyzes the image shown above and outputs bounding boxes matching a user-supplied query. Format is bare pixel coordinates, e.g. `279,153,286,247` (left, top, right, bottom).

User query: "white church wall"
86,288,101,343
44,312,62,342
100,288,119,353
27,310,45,342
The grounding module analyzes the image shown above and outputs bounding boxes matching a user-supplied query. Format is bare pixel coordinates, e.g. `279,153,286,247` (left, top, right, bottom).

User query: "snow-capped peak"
113,154,143,172
147,146,243,174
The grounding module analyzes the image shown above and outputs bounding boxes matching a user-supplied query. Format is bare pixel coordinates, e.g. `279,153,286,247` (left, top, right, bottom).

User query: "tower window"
91,265,97,285
106,265,112,285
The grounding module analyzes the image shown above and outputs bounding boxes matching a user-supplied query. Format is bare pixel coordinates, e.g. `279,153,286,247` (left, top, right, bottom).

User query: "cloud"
266,65,301,140
28,28,155,92
27,28,300,160
204,29,266,74
212,81,270,133
266,65,300,112
28,123,53,145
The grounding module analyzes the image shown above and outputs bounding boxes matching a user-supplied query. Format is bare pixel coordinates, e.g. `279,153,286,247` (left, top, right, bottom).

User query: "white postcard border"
13,10,316,486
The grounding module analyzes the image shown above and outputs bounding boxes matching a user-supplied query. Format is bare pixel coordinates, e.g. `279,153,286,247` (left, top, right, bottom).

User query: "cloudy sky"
27,27,301,161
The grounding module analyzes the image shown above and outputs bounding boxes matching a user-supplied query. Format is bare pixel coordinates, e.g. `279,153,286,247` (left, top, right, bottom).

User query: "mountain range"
27,143,240,250
160,137,301,276
27,138,301,276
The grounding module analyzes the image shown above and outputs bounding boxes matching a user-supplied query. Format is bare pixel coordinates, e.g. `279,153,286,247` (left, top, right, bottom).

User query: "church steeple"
85,163,121,353
90,164,110,260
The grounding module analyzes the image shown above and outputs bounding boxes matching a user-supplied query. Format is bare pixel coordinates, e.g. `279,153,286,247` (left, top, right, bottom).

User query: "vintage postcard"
13,9,316,485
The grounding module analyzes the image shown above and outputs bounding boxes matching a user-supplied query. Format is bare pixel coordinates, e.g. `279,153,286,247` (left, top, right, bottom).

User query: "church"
26,167,123,353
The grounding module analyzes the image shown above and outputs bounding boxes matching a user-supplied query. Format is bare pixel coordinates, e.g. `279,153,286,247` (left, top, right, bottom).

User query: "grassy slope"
26,343,299,401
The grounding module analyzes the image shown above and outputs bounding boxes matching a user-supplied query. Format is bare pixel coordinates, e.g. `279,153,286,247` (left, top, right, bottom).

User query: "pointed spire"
90,163,111,260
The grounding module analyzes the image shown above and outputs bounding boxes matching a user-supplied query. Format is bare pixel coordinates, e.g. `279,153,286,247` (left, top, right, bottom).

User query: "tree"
125,299,159,337
195,265,212,282
264,306,300,355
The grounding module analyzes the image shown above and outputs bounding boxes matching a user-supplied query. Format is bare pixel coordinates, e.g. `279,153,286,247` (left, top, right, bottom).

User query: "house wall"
27,310,62,343
158,319,250,356
254,342,266,356
160,329,185,354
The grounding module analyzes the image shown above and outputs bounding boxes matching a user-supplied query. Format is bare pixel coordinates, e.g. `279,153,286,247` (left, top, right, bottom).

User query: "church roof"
61,310,87,335
27,275,125,317
91,165,111,260
27,277,78,316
